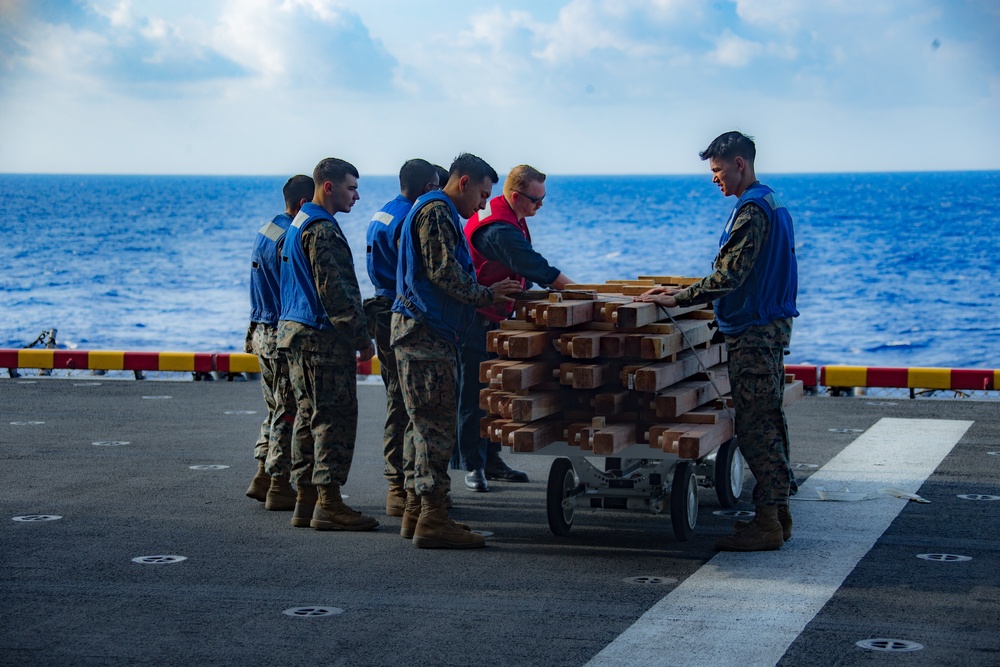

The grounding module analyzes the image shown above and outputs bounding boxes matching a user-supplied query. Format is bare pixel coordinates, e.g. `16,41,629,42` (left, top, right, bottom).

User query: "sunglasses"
516,191,545,205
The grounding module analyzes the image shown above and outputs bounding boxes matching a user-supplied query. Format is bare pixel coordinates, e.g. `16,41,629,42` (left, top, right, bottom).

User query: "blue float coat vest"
392,190,476,345
366,194,415,299
278,203,338,331
249,212,292,326
715,182,799,336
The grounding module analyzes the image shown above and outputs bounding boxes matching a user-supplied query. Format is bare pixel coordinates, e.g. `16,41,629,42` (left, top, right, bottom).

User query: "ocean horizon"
2,171,998,369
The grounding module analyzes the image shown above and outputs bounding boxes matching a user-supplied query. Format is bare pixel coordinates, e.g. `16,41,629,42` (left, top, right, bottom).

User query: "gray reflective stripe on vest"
372,211,394,225
291,209,309,228
764,192,785,211
257,221,285,242
723,206,739,238
480,199,494,218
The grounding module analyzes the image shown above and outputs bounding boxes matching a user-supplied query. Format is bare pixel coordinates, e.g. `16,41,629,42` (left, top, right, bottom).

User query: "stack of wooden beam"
480,277,804,460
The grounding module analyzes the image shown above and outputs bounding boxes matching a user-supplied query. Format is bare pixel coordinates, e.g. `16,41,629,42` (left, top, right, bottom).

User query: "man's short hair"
504,164,546,195
313,157,359,186
433,164,449,188
449,153,499,185
699,131,756,163
283,175,315,208
398,159,437,198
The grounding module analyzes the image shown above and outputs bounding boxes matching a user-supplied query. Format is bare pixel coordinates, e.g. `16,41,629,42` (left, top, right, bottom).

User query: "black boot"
464,469,488,492
484,453,528,483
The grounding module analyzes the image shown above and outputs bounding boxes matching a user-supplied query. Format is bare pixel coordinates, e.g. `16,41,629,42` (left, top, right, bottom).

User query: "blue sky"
1,0,998,175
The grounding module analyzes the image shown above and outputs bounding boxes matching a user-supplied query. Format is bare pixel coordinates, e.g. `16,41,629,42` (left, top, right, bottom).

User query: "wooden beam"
626,344,723,393
593,389,634,416
592,423,637,456
558,360,622,389
507,390,566,422
646,423,700,452
612,302,662,329
498,360,559,391
479,359,520,384
508,420,566,452
558,331,606,359
653,367,731,418
541,300,595,327
677,415,735,459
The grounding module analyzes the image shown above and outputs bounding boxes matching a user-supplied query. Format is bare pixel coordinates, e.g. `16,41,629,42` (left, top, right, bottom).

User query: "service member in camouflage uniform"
277,158,378,532
636,131,799,552
391,153,522,549
245,175,315,511
363,159,440,517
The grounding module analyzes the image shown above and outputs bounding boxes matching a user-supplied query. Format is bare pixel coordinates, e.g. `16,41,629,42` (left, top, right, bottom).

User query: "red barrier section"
0,350,18,367
122,352,160,371
785,365,818,387
866,367,909,388
215,354,233,374
356,358,372,375
951,369,994,391
53,350,89,370
193,353,214,373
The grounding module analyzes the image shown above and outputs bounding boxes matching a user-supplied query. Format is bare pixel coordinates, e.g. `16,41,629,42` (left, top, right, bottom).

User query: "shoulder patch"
291,210,309,228
763,192,785,211
258,221,285,242
372,211,394,225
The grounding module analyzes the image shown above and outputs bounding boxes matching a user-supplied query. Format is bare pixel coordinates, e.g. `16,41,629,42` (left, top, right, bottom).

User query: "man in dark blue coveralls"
455,164,574,492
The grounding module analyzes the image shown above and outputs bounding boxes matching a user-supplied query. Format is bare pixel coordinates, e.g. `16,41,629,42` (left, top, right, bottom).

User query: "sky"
1,0,998,176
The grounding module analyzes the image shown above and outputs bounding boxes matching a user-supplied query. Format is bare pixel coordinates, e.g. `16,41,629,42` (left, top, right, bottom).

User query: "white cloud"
709,30,763,67
0,1,998,175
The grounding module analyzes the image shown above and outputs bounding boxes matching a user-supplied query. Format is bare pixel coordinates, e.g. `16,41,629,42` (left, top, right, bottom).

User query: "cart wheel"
714,437,745,508
670,461,698,542
547,458,577,536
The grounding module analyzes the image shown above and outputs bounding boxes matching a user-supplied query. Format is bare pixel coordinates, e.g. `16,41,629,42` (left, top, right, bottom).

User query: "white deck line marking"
586,417,972,667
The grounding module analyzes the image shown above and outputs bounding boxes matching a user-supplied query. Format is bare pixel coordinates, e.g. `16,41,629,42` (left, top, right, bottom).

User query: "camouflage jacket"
674,200,791,349
393,200,493,342
277,218,369,358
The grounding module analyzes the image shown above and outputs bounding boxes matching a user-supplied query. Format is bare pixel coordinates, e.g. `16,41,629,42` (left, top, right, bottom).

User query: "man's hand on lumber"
633,285,681,308
490,278,524,305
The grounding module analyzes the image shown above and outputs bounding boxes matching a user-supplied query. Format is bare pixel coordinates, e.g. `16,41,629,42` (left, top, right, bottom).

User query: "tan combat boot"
386,479,406,517
716,505,785,552
291,484,317,528
264,474,296,511
401,490,469,539
400,490,421,539
734,505,793,541
310,484,379,531
245,460,269,501
412,491,484,549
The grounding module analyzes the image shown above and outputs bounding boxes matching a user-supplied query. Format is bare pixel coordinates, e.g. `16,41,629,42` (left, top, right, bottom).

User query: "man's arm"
416,202,494,307
673,202,769,307
303,220,371,351
471,224,562,287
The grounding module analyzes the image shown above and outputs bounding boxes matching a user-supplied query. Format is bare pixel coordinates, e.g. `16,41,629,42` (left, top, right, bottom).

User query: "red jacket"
465,195,531,321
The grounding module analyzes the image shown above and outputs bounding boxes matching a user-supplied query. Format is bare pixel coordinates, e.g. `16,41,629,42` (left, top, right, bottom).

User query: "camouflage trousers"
254,353,295,477
285,346,358,488
249,322,294,476
391,314,458,496
363,296,407,483
726,343,795,507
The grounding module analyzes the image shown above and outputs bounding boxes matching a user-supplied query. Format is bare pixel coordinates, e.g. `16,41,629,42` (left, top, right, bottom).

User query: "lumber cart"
530,429,744,542
480,280,805,542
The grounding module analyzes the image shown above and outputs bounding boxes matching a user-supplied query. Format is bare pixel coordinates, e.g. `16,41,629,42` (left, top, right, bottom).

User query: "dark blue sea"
2,172,997,369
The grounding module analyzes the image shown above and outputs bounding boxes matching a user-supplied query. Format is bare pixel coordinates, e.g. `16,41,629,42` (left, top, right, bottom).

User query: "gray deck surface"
1,378,997,666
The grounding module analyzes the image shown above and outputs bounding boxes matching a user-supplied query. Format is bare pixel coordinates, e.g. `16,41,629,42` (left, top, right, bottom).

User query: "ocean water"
1,172,997,369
